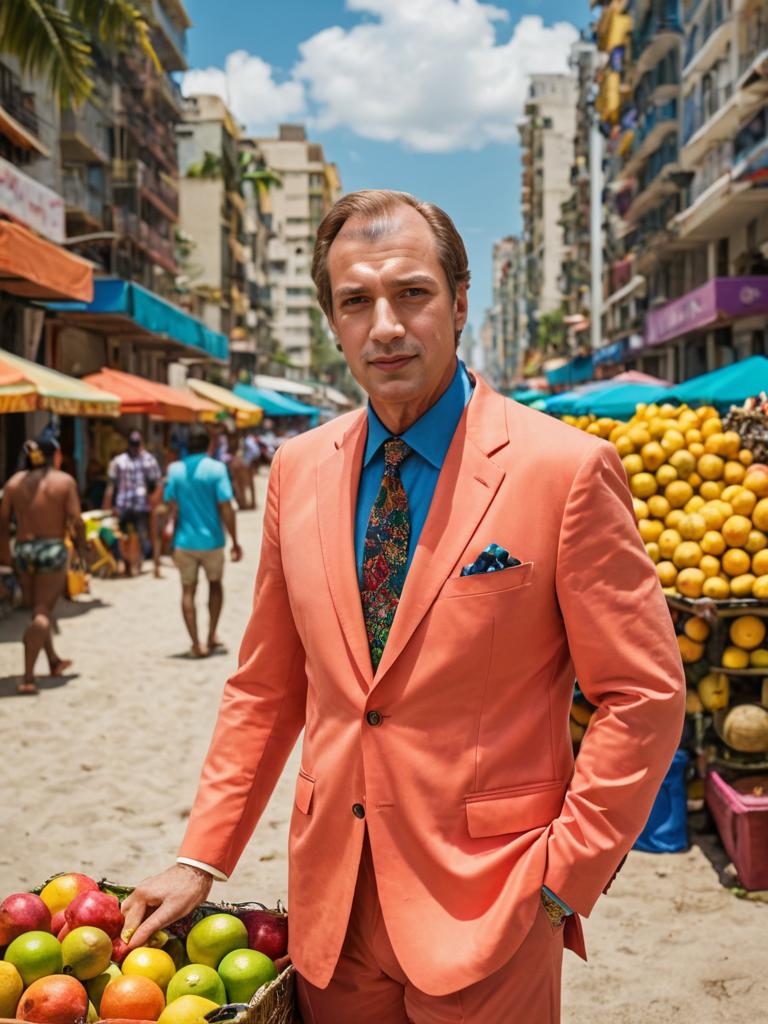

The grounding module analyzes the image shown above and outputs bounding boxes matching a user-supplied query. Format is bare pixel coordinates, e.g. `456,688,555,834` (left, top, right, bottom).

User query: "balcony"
632,1,683,79
683,0,732,76
738,17,768,82
60,101,110,164
623,98,679,176
62,168,105,226
139,220,176,272
151,0,187,72
113,159,179,220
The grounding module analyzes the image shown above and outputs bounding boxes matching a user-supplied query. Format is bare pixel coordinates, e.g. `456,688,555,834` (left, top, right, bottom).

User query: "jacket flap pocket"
295,771,315,815
442,561,534,599
465,781,566,838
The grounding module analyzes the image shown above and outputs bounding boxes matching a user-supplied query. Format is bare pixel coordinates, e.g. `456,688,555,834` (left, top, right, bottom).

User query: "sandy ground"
0,470,765,1022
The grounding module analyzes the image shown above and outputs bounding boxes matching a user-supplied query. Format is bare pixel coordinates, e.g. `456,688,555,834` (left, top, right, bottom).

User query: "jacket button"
366,710,383,726
352,803,366,819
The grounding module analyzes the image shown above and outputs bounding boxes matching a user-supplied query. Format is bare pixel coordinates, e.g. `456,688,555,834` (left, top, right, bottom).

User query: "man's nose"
369,297,405,344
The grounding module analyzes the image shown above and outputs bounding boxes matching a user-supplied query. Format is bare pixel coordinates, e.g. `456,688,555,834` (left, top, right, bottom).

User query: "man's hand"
231,543,243,562
120,864,213,950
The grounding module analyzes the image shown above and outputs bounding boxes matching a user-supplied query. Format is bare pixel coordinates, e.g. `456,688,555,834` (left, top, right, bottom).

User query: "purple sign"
646,277,768,347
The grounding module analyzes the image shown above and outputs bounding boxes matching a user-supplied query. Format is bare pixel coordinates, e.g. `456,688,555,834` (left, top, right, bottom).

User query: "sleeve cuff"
542,885,573,915
177,857,228,882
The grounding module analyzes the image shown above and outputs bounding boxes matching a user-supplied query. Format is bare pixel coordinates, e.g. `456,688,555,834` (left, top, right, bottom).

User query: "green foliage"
185,151,224,179
535,309,567,354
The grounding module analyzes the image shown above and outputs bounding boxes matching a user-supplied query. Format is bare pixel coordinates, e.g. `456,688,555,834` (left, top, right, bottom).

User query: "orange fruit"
699,554,721,577
630,472,657,499
684,616,710,642
665,480,693,508
676,570,705,601
4,931,63,987
659,529,682,559
100,974,166,1021
752,497,768,531
86,964,122,1015
739,448,754,466
730,615,766,651
673,541,702,569
698,454,724,481
722,548,751,577
722,515,752,548
702,575,729,599
723,461,746,485
745,529,767,554
648,494,671,519
731,488,757,516
122,948,176,994
16,975,89,1024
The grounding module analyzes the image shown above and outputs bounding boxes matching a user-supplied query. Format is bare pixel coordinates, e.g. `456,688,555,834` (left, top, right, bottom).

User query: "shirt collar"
364,360,473,470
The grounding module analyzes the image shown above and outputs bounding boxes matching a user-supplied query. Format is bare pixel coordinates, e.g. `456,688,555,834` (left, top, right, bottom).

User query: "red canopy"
83,367,218,422
612,370,671,386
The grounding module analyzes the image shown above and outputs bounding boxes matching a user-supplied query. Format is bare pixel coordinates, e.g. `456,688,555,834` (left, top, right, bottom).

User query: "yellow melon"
722,646,750,669
751,549,768,576
753,575,768,600
749,645,768,666
721,704,768,753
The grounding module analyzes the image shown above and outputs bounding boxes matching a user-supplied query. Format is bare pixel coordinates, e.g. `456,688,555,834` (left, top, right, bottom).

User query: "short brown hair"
312,189,471,319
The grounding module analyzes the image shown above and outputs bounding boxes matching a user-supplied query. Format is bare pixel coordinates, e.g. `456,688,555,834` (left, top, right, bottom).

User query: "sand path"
0,470,764,1021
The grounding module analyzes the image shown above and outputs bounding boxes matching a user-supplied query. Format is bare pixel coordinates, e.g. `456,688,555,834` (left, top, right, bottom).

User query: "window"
716,238,729,278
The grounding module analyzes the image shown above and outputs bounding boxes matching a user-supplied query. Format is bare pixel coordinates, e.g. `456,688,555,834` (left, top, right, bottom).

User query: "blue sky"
183,0,593,329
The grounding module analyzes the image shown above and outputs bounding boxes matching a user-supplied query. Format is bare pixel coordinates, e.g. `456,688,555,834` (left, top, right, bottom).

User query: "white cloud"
182,51,305,133
182,2,579,152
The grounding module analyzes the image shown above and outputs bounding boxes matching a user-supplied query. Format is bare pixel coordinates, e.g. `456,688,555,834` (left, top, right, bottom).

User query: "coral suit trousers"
296,834,565,1024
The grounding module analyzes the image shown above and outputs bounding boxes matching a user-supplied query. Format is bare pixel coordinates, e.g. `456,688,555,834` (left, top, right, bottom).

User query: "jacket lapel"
372,376,509,687
316,410,373,688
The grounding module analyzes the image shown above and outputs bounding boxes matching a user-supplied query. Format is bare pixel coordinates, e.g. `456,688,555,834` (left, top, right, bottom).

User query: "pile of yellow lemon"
564,403,768,599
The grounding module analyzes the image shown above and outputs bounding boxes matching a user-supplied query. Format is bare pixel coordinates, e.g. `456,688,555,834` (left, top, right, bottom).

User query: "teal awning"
47,278,228,361
666,356,768,411
234,382,319,423
572,383,671,419
510,389,550,405
546,355,594,387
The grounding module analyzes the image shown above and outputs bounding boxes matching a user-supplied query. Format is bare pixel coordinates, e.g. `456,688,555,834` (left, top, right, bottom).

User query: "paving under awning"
0,219,93,301
47,278,229,361
83,367,220,422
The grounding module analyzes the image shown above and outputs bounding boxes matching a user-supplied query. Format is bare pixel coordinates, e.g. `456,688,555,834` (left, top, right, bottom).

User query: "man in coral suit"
123,191,685,1023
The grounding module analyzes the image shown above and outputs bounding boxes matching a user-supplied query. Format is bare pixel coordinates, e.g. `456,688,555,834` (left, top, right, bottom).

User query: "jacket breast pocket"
465,780,567,838
295,769,315,815
441,561,534,599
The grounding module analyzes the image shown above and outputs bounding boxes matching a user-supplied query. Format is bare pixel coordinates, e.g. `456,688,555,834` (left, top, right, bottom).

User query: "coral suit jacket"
179,373,686,997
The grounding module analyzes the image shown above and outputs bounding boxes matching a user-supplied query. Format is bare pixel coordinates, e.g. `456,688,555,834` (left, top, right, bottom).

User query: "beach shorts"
13,538,68,575
173,547,225,586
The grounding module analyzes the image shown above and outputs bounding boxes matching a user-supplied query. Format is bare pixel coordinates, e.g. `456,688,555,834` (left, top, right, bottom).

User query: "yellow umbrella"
186,379,263,428
0,349,120,417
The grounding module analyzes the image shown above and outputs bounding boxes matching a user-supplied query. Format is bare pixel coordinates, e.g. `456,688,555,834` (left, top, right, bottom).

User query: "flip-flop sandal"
17,680,39,695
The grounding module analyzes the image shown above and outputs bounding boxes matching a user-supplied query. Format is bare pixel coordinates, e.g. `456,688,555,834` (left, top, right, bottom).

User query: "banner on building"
0,156,65,243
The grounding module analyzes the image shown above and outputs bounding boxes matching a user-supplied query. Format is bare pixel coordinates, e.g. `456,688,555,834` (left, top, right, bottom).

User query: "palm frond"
69,0,161,71
0,0,93,107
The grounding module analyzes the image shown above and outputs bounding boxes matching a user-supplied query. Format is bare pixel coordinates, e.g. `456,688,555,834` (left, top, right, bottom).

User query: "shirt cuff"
176,858,228,882
542,886,573,915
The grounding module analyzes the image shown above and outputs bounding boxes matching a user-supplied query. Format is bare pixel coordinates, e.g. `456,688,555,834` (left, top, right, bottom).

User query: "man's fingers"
127,906,171,950
120,893,148,943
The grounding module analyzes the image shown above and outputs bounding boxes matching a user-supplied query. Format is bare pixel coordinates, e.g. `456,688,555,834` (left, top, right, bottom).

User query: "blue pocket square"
461,543,522,576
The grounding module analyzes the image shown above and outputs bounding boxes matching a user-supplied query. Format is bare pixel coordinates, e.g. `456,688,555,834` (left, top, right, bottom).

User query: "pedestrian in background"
0,437,85,694
163,426,242,658
104,430,161,576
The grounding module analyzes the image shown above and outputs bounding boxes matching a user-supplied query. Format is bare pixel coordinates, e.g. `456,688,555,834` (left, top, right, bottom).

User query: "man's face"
327,205,468,429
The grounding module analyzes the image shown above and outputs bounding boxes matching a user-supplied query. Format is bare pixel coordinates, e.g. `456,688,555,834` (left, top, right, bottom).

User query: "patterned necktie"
361,437,413,670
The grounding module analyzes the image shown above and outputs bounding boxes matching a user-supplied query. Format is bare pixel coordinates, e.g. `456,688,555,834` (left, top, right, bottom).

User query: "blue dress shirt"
354,359,572,918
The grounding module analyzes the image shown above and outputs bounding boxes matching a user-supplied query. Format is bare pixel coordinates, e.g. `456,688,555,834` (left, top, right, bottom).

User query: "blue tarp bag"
634,748,689,853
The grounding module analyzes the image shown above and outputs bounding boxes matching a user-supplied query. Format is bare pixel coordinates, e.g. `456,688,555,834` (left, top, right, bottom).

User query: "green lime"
185,914,248,970
166,964,226,1005
86,961,122,1013
217,948,277,1004
4,931,63,986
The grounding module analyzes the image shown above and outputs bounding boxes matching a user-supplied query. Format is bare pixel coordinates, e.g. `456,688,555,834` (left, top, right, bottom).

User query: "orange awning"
83,367,220,422
0,220,93,302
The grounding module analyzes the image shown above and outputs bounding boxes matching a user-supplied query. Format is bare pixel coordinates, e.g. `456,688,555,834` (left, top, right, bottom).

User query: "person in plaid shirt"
105,430,161,576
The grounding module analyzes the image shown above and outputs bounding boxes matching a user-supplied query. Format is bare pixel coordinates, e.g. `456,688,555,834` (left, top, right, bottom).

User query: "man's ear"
328,314,343,353
454,282,469,334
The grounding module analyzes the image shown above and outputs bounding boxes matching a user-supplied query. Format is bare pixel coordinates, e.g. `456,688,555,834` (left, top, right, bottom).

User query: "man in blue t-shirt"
164,426,242,657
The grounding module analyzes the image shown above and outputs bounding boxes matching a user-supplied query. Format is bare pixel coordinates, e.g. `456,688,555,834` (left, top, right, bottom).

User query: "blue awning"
234,382,319,423
593,339,628,366
47,278,228,361
545,355,594,387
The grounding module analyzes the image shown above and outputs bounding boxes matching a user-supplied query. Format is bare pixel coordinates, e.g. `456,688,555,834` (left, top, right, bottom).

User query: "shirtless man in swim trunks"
0,437,85,693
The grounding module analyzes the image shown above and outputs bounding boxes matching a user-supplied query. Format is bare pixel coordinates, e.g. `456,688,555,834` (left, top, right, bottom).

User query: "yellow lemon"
659,529,683,559
723,461,746,485
648,495,671,519
698,672,730,711
731,488,757,517
685,429,702,446
678,410,698,431
704,432,727,455
700,503,726,530
684,616,710,642
702,576,729,599
122,948,177,994
689,442,705,459
701,417,723,438
684,496,706,514
661,430,685,456
715,499,733,518
688,472,703,489
752,549,768,576
722,515,752,548
640,442,666,471
676,570,706,601
647,416,667,439
698,454,725,481
656,465,678,487
721,431,742,457
622,453,644,476
699,480,722,500
673,541,702,569
753,575,768,600
738,448,754,466
157,995,220,1024
745,529,767,554
700,530,726,556
631,472,658,499
628,425,652,448
722,646,750,669
730,573,756,597
0,962,23,1018
749,645,768,665
632,497,649,521
744,471,768,498
721,485,744,504
614,434,634,457
699,554,721,578
665,509,685,530
677,631,704,659
638,519,663,543
730,615,766,650
752,497,768,531
586,423,602,436
722,548,751,577
656,561,678,587
678,513,707,541
645,542,660,563
665,480,693,509
669,449,696,478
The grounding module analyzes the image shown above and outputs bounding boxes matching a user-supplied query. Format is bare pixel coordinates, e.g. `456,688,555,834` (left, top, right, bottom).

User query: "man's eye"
402,288,426,297
343,296,367,306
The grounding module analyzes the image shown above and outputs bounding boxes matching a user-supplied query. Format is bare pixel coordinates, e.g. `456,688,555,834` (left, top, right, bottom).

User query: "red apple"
64,890,124,939
0,892,51,944
241,909,288,960
111,937,130,964
51,911,67,936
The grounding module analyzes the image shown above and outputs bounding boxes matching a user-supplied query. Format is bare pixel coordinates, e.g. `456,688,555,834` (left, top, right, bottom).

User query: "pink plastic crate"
705,771,768,890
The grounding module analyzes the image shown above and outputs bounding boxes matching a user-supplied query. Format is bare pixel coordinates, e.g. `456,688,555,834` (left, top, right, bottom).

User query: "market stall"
233,382,319,426
82,367,219,423
186,379,263,429
0,350,119,418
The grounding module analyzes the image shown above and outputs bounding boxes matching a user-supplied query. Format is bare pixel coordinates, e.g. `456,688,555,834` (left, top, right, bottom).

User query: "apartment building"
252,125,341,376
487,236,527,385
519,73,578,348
